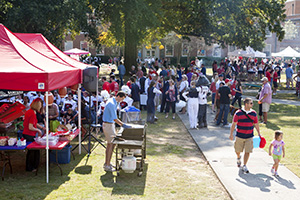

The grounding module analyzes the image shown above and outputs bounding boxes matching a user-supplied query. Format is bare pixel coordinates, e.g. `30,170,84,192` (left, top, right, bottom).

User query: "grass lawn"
1,111,229,200
244,92,299,101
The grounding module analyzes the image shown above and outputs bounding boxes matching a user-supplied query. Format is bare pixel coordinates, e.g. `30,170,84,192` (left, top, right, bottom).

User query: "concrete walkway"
178,108,300,199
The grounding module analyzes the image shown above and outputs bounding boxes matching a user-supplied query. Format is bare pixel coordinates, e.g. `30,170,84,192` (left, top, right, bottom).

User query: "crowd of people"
1,56,295,174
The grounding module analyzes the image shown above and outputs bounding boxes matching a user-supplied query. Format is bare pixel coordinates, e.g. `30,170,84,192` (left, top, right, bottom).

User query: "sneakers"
103,164,115,172
271,168,275,175
274,171,279,177
165,114,168,119
242,165,249,173
237,156,242,167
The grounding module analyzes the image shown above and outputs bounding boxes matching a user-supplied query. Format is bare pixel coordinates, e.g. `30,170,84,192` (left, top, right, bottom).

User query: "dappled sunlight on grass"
0,110,229,200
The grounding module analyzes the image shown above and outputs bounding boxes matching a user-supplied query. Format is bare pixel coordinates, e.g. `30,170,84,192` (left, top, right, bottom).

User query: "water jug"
122,152,136,173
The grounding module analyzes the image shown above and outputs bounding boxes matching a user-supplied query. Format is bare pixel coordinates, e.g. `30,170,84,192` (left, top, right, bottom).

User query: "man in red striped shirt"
229,98,261,173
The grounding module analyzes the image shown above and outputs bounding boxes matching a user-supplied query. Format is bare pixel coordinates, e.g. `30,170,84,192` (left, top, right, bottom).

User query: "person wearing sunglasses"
229,98,262,173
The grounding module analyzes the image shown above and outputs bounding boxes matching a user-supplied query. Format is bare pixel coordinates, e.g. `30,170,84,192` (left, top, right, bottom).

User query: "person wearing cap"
216,79,231,126
120,85,133,109
229,98,261,173
258,77,272,124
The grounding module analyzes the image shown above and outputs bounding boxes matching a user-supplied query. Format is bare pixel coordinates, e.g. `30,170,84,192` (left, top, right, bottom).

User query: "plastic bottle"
17,138,22,147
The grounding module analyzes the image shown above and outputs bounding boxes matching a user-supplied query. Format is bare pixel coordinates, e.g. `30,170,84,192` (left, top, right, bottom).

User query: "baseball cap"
225,79,230,83
261,77,268,82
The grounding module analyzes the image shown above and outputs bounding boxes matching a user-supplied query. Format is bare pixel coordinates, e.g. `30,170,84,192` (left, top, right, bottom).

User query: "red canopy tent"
0,24,82,91
14,33,92,157
0,24,83,183
14,33,89,71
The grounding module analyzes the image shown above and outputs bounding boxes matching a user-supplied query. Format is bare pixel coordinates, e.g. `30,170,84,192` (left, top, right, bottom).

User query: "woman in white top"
179,74,189,114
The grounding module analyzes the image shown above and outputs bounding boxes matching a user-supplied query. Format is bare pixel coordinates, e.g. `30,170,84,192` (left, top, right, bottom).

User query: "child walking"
269,130,285,177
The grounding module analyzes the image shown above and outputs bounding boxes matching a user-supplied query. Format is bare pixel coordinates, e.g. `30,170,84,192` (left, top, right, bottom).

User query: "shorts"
273,154,282,160
234,137,253,153
262,102,270,112
102,122,116,143
258,71,264,75
273,81,278,88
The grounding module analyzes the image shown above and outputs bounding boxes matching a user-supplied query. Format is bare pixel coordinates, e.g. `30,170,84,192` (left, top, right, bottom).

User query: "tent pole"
96,68,99,130
46,91,49,183
78,84,82,154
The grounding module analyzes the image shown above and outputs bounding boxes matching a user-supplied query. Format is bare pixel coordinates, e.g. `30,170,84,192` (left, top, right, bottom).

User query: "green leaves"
163,0,286,50
2,0,98,48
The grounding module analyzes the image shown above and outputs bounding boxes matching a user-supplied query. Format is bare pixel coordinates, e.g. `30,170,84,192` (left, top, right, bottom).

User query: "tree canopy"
0,0,287,70
94,0,286,70
0,0,98,48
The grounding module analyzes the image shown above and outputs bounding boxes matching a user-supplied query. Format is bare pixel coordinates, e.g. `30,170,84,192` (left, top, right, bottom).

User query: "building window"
197,43,206,57
182,43,189,57
263,44,272,57
64,41,73,51
292,4,294,15
212,44,221,57
165,45,174,57
96,47,105,56
80,41,89,51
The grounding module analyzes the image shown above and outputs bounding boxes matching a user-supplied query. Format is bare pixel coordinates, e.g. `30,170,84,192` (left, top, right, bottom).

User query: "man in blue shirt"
117,62,126,86
159,66,168,78
102,91,128,171
285,64,294,89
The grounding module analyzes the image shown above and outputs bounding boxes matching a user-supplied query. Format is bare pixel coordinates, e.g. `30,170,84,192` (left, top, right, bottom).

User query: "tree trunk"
124,19,137,74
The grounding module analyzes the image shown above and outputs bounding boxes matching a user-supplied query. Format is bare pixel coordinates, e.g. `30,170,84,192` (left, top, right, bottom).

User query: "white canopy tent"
271,46,300,57
228,46,266,58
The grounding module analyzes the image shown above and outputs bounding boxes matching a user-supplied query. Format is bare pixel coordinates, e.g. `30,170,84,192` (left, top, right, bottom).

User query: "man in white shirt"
62,93,77,114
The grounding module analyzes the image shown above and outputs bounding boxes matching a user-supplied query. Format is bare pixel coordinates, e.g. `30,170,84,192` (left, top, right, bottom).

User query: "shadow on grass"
265,121,280,131
100,164,148,196
75,165,92,175
0,141,89,200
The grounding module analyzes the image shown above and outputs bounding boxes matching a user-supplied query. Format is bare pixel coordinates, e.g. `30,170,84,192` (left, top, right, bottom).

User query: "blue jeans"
119,74,124,86
211,93,216,105
217,104,230,125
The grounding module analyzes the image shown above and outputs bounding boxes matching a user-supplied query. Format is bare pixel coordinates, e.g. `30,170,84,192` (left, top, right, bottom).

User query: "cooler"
121,106,141,123
50,144,72,164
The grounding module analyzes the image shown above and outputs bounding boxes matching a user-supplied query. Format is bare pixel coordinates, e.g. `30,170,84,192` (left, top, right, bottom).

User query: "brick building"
264,0,300,57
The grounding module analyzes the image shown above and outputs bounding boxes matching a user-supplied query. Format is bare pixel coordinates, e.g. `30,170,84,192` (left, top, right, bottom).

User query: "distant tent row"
228,46,266,58
271,46,300,57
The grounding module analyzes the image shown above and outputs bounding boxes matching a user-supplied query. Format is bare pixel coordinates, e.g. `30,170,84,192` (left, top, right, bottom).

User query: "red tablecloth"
26,129,80,150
